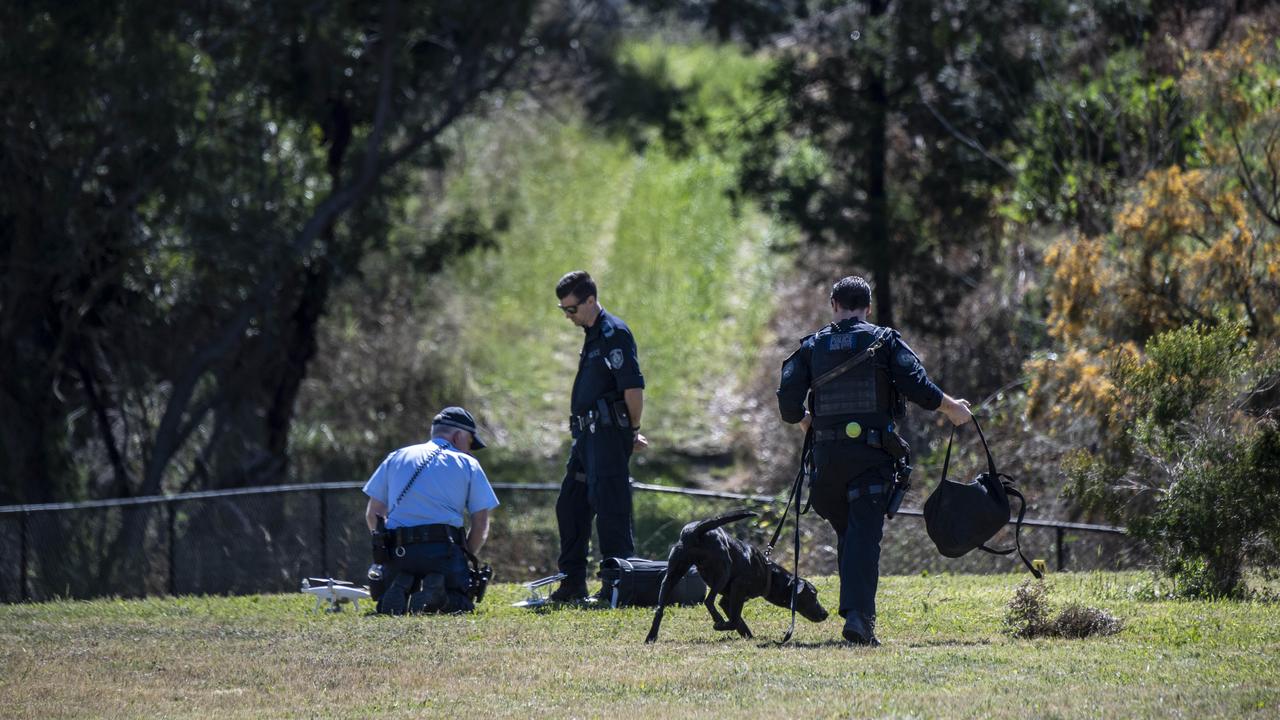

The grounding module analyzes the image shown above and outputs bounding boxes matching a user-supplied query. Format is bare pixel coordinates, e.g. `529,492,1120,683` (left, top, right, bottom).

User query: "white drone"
511,572,567,609
300,577,372,613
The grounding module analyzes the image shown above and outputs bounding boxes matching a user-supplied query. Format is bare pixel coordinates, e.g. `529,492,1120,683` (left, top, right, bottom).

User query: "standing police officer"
363,406,500,614
777,276,972,645
549,271,648,602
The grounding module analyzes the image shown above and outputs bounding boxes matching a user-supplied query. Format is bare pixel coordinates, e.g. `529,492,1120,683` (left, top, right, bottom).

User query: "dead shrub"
1004,579,1124,639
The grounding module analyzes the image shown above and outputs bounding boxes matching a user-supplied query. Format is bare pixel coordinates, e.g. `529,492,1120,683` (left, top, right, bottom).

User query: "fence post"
19,511,29,602
1056,526,1065,572
318,490,328,578
167,502,177,597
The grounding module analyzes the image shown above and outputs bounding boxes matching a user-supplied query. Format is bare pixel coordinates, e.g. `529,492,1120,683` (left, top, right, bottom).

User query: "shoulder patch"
894,338,921,369
780,345,805,382
605,348,624,370
782,360,796,380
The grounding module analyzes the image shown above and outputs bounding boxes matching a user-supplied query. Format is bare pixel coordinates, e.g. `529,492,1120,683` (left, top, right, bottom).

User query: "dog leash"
779,492,803,645
766,427,813,557
768,426,813,645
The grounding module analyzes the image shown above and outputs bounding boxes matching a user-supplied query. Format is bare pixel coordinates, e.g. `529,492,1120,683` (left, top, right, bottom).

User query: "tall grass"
293,41,787,487
427,115,783,462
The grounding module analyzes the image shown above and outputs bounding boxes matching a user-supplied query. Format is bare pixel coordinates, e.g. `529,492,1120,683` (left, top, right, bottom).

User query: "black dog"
645,510,828,643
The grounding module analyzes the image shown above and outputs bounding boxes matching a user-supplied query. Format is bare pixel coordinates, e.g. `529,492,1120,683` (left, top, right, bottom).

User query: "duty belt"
848,484,887,501
569,413,592,436
813,427,883,444
392,523,464,547
570,396,628,437
569,411,604,437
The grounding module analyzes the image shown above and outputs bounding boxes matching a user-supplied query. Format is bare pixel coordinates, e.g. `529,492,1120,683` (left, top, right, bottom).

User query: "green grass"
425,115,784,462
384,40,784,467
3,572,1277,719
289,41,790,484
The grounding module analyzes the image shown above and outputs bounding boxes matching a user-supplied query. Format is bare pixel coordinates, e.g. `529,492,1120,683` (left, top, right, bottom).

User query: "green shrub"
1067,322,1280,597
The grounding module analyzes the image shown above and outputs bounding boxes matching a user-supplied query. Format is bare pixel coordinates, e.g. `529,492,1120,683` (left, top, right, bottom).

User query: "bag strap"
940,425,956,483
939,417,997,483
389,443,447,516
940,418,1042,579
970,416,998,479
979,483,1042,579
810,327,892,389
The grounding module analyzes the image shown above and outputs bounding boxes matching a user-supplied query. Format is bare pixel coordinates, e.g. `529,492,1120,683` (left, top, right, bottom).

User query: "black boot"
549,579,589,602
842,613,881,647
377,573,416,615
591,584,615,607
408,574,447,614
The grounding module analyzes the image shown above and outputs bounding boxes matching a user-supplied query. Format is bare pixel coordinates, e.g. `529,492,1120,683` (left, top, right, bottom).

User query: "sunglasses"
557,303,580,315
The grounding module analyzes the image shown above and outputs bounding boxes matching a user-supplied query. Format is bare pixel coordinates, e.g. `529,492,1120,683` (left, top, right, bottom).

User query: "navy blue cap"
432,406,486,450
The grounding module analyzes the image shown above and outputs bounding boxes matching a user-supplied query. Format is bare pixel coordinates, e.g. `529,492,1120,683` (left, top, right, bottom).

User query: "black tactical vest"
808,321,896,430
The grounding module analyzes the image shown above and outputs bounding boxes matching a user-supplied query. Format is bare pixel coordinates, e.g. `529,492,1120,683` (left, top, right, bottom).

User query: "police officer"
363,406,500,614
777,276,972,645
549,271,648,602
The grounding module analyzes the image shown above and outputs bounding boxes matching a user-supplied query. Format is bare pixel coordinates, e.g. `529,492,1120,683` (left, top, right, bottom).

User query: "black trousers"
377,540,472,614
809,443,895,623
555,425,634,584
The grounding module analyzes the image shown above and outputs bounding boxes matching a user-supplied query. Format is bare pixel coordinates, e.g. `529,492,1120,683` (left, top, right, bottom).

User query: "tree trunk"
260,257,332,476
863,0,894,328
0,185,72,505
708,0,733,42
255,101,349,485
0,378,62,505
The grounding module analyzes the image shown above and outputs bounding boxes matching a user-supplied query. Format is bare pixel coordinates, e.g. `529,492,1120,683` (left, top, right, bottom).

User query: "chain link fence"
0,482,1142,603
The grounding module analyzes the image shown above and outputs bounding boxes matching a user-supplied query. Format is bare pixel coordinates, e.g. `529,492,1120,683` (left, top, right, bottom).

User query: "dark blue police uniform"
556,307,645,587
776,317,942,637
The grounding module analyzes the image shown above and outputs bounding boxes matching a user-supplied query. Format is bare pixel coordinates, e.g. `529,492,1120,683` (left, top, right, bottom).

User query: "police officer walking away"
777,276,972,645
549,270,648,602
363,406,500,614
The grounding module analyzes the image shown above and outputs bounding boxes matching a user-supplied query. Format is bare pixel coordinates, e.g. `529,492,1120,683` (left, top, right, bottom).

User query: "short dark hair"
556,270,597,301
830,276,872,311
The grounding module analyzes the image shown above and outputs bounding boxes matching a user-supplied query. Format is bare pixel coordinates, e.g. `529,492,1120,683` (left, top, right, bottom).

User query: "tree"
0,0,600,510
631,0,809,45
1028,26,1280,595
738,0,1074,332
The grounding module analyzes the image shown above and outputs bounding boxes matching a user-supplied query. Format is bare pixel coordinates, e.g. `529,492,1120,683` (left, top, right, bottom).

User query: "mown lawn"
1,572,1276,719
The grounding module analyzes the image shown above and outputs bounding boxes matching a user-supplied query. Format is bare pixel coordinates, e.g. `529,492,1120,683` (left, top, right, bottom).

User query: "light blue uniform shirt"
362,438,500,530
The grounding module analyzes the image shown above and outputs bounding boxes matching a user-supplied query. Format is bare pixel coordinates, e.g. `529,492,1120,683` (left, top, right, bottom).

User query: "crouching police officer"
363,407,499,614
549,270,648,602
777,276,972,645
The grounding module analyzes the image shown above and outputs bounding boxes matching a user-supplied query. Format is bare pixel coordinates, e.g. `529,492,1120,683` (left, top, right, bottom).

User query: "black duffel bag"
923,417,1042,578
597,557,707,608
